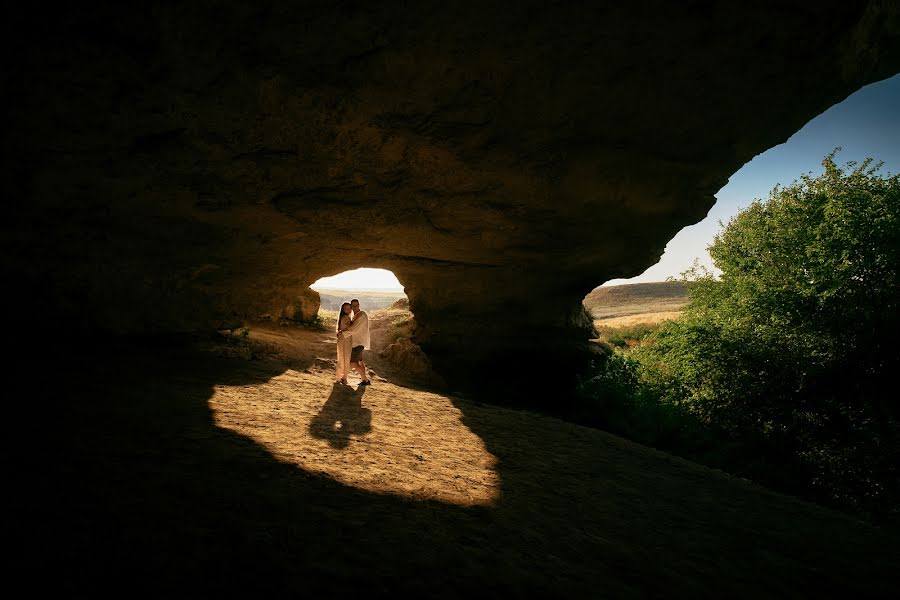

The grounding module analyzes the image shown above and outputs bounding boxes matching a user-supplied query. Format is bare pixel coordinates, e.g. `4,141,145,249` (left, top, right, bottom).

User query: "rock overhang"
3,1,899,393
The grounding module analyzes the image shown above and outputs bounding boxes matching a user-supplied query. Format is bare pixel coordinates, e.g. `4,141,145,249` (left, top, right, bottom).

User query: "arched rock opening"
311,268,405,311
4,2,900,400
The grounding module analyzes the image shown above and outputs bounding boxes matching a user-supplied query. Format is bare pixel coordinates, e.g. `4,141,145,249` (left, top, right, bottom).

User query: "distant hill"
315,288,407,311
583,281,688,321
315,283,688,319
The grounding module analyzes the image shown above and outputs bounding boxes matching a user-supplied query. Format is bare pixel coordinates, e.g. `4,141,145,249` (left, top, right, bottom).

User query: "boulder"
282,288,321,323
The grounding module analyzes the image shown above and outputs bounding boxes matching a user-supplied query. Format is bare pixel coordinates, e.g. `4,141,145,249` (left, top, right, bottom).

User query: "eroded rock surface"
4,2,899,396
280,288,321,324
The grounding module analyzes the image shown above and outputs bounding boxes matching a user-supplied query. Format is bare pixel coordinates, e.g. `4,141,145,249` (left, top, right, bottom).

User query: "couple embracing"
335,298,372,386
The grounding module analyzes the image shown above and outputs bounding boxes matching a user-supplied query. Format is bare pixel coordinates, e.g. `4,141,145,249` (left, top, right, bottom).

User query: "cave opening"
311,267,407,313
307,267,441,388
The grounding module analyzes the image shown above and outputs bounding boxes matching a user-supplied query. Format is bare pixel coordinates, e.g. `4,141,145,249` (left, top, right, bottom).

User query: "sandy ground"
24,313,899,596
210,317,499,506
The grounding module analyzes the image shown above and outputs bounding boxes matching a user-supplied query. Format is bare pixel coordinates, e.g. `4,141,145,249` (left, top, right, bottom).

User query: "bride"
335,302,352,384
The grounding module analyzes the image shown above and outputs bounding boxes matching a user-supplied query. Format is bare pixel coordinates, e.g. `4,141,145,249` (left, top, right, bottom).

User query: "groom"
342,298,372,385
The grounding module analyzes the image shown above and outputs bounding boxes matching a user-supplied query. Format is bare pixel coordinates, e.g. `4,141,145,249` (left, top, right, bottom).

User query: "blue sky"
604,73,900,285
315,74,899,291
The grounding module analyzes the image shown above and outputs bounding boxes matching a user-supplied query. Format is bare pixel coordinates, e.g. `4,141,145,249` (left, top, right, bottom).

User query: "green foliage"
596,323,659,348
637,152,900,517
308,313,329,330
576,350,701,447
582,152,900,519
290,310,333,331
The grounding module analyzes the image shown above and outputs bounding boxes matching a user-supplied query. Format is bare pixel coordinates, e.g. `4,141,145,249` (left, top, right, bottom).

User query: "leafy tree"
633,151,900,516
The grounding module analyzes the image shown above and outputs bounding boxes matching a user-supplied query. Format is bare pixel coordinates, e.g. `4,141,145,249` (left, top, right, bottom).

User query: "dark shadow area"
436,342,601,416
12,333,900,597
310,383,371,449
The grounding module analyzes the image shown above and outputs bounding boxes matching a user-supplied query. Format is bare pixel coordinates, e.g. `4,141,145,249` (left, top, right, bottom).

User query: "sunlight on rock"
209,371,500,507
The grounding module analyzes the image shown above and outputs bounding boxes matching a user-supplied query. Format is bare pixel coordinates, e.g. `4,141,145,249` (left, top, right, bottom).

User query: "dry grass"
315,288,407,311
586,283,687,346
594,311,683,329
584,281,688,321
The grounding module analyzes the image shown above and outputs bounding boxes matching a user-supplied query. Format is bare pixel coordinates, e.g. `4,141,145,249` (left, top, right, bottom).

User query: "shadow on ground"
16,335,899,597
310,383,371,448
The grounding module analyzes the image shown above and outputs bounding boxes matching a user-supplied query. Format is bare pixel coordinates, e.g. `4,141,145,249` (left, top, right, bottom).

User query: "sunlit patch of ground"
44,318,900,595
209,356,500,507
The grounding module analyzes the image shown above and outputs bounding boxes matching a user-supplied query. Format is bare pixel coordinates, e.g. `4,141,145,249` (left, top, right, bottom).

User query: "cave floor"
18,318,899,597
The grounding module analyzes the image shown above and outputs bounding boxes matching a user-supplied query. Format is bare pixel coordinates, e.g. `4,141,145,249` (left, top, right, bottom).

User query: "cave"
5,2,900,400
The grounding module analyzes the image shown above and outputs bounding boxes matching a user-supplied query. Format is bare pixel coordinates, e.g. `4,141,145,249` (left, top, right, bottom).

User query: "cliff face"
4,2,899,393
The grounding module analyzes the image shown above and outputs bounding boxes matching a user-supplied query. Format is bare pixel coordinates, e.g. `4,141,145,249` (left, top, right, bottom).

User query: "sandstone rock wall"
3,2,899,395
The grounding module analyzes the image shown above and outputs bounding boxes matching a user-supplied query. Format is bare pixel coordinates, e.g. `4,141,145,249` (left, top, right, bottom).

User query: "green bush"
582,152,900,519
597,323,659,348
576,350,709,453
636,152,900,517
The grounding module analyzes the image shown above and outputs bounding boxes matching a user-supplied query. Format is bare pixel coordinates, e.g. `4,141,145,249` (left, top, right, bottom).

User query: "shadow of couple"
309,382,372,448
